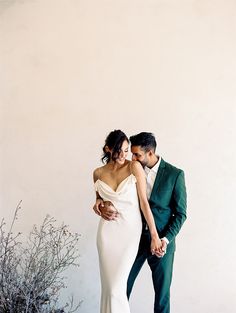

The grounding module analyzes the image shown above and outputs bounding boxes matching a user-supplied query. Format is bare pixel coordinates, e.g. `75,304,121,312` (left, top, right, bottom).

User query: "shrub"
0,201,81,313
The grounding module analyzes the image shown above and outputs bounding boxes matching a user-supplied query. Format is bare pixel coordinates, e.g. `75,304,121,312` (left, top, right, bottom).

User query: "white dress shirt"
144,156,161,199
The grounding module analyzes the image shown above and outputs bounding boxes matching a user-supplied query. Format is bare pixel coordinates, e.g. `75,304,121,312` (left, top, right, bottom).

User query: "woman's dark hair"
129,132,157,152
101,130,129,164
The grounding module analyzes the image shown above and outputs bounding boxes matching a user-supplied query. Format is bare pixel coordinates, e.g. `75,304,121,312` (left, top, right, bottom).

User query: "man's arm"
164,170,187,243
93,168,118,220
93,193,104,216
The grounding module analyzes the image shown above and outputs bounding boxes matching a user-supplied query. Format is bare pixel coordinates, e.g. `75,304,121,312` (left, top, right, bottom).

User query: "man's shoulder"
161,158,184,174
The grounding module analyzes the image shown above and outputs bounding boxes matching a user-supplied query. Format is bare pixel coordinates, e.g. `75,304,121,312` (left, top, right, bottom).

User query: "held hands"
93,200,118,221
151,238,167,258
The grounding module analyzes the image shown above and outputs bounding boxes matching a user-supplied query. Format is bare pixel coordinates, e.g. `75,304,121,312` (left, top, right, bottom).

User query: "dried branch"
0,202,81,313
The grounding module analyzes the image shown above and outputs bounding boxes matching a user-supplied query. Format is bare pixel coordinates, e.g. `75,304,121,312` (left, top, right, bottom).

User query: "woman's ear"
105,146,110,153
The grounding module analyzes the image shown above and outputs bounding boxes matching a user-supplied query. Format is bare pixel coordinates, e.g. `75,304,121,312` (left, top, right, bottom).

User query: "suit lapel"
149,158,166,200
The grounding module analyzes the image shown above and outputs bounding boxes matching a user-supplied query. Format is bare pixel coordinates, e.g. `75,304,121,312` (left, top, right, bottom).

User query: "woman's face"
114,140,129,165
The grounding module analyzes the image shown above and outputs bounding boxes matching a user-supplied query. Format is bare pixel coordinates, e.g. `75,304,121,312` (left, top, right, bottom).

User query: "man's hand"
154,239,167,258
93,199,104,216
100,201,119,221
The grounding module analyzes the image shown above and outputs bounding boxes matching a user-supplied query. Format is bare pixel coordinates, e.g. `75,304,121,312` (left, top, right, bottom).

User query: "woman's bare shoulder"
93,165,106,181
130,160,142,174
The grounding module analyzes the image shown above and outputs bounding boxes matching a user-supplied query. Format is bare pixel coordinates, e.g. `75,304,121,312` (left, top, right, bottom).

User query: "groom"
94,132,187,313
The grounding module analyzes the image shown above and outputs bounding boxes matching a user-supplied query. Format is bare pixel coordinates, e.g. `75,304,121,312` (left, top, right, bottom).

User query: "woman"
93,130,162,313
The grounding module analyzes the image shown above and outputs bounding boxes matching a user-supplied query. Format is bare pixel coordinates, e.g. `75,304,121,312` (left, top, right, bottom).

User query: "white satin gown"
94,174,142,313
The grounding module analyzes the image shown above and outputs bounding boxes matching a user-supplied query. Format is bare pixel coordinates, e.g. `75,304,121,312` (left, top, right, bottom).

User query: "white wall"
0,0,236,312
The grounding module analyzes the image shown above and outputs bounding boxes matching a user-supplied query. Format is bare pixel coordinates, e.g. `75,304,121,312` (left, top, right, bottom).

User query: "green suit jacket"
146,158,187,253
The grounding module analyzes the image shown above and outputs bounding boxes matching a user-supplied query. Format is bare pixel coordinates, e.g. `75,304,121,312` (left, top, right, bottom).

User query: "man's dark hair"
129,132,157,152
101,129,129,164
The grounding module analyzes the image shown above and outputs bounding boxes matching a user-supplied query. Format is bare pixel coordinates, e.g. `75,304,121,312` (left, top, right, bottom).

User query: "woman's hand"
150,236,163,257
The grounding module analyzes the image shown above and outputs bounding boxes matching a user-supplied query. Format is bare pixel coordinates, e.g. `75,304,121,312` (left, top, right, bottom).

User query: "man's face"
131,145,150,168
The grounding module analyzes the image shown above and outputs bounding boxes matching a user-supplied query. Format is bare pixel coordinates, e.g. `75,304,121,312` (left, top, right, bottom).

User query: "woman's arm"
131,161,162,253
93,168,104,215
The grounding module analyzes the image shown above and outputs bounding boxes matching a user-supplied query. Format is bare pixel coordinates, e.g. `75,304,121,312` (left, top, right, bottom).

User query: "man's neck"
148,155,160,169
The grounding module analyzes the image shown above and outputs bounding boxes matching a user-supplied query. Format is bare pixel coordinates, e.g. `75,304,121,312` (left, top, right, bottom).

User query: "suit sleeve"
164,170,187,243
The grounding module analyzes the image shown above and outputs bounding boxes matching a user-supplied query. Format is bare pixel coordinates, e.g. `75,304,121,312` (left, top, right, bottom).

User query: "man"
93,132,187,313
